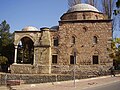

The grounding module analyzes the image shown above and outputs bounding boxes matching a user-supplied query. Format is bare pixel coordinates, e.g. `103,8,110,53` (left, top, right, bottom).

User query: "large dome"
22,26,38,31
67,3,99,13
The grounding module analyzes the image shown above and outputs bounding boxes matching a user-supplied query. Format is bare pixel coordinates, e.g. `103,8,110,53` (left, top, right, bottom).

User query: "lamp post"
73,52,76,87
73,48,77,87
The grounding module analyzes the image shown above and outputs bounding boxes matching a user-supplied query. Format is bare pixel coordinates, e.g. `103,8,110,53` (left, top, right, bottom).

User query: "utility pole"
73,49,76,87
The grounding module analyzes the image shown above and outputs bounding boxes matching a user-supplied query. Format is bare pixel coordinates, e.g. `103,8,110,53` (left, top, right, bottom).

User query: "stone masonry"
10,4,112,75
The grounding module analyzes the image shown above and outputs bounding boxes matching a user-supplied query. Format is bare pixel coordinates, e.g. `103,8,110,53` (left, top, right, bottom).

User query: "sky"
0,0,68,32
0,0,120,37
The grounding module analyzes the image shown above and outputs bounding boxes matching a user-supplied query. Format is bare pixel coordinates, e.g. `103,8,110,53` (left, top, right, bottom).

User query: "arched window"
83,27,87,32
95,15,98,19
93,36,98,44
83,14,86,19
53,37,59,46
95,15,98,20
18,37,34,64
72,36,75,44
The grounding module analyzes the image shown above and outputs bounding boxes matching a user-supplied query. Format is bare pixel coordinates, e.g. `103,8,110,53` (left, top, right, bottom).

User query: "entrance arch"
17,37,34,64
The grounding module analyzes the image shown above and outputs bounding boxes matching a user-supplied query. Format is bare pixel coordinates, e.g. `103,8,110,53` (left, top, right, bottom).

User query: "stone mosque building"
10,4,112,75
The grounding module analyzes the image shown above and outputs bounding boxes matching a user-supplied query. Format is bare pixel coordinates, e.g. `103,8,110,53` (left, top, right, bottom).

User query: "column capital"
14,45,18,49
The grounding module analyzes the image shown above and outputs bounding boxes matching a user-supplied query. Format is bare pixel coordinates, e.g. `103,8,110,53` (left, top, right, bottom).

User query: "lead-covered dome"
67,3,99,13
22,26,38,31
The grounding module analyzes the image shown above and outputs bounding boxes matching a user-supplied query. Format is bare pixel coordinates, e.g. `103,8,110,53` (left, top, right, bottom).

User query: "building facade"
10,4,113,75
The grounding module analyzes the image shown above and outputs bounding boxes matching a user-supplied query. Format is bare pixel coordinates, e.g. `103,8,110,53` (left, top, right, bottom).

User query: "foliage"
108,38,120,61
114,0,120,15
0,56,8,64
116,0,120,8
0,20,14,65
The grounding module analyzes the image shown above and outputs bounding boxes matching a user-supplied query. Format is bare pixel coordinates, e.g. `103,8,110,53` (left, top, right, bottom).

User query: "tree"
114,0,120,15
85,0,98,7
0,20,14,65
68,0,81,7
108,38,120,69
0,56,8,65
101,0,115,19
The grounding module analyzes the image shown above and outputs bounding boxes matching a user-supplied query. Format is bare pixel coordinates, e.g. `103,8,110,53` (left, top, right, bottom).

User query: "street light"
73,51,76,87
73,48,77,87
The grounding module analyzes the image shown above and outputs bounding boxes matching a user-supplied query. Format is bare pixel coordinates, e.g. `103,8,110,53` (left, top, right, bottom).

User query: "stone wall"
10,64,51,74
51,65,112,75
61,12,105,21
0,72,110,85
52,21,112,65
11,10,112,75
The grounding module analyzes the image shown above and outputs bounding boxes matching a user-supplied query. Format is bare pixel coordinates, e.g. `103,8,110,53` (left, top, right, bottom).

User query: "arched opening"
83,27,87,32
17,37,34,64
95,15,98,19
72,36,75,44
53,36,59,46
93,36,98,44
83,14,86,19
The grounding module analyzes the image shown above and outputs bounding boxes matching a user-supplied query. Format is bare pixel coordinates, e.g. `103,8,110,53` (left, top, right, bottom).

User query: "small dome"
67,3,99,13
50,26,59,31
50,26,59,29
22,26,38,31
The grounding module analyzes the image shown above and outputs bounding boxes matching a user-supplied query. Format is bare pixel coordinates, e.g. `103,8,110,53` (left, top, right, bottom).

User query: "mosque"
10,3,112,75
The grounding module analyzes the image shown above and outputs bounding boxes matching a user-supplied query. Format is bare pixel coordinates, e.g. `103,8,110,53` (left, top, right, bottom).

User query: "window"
72,36,75,44
53,37,59,46
92,55,99,64
83,27,87,32
70,55,76,64
52,55,57,64
83,14,86,19
93,36,98,44
95,15,98,19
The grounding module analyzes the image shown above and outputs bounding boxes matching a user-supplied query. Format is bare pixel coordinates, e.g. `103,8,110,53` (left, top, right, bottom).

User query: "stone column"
14,45,18,64
48,47,52,74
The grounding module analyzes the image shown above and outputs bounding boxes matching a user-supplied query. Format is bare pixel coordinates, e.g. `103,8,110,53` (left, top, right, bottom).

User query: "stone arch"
92,49,101,64
14,34,35,46
94,50,100,55
17,36,34,64
53,35,60,46
52,48,60,54
93,35,99,44
83,14,86,19
72,34,77,38
71,36,76,44
83,26,88,32
95,15,98,19
53,34,60,40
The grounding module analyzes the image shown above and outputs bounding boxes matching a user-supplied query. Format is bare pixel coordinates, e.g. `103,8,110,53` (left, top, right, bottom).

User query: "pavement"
0,75,120,90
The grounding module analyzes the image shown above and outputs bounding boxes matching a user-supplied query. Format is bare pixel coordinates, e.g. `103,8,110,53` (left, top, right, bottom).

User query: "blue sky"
0,0,68,32
0,0,120,37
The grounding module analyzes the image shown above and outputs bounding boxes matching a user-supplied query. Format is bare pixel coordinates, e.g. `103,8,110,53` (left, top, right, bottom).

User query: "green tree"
108,38,120,63
114,0,120,15
0,56,8,65
0,20,14,65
